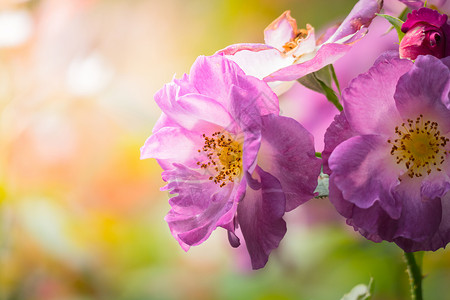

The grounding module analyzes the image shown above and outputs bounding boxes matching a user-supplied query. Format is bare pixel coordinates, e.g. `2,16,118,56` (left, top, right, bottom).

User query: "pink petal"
263,43,350,82
258,115,321,211
140,127,202,169
216,43,275,56
163,164,245,249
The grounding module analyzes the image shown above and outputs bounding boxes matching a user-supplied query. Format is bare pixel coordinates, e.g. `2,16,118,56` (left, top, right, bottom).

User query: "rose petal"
394,55,450,132
140,127,202,168
225,48,293,80
323,111,357,175
343,55,412,136
237,166,287,269
189,55,247,106
263,43,351,82
163,164,245,249
264,11,297,51
258,114,321,211
329,135,403,218
324,0,382,44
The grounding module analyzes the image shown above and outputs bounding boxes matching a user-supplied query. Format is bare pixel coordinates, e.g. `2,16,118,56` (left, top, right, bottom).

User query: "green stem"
404,252,423,300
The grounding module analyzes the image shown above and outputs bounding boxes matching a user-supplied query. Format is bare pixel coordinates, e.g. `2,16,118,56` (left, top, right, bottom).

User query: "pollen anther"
196,131,243,187
388,115,448,178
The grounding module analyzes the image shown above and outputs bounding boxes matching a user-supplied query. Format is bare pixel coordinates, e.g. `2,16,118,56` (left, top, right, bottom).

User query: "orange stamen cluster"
282,28,309,53
388,114,449,178
197,131,243,187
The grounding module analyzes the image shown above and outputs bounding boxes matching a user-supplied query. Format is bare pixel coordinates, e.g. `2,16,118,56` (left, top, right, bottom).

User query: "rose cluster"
142,0,450,269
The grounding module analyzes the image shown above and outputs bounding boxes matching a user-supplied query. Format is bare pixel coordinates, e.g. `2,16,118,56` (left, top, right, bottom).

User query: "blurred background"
1,0,450,299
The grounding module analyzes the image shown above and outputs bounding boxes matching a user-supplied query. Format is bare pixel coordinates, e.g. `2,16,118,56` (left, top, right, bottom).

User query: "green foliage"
297,65,343,111
377,14,405,43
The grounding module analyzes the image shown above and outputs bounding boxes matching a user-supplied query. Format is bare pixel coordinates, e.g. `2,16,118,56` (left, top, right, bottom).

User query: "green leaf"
340,278,374,300
377,13,405,43
297,65,332,94
314,172,329,198
297,65,343,111
329,64,341,95
314,73,343,111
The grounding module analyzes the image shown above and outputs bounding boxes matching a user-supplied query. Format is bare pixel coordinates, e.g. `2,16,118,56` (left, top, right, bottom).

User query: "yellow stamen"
197,131,243,187
282,28,309,53
388,115,449,178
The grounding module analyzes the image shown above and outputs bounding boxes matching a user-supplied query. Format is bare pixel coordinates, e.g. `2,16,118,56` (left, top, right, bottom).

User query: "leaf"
340,278,374,300
329,64,341,94
297,65,331,94
297,65,343,111
377,13,405,42
314,73,343,111
314,172,329,198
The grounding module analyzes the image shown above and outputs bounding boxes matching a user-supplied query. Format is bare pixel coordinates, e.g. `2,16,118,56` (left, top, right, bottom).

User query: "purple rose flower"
141,55,321,269
399,7,450,60
324,53,450,251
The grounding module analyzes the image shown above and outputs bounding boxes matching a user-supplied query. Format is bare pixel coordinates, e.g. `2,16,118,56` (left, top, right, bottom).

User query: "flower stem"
404,251,423,300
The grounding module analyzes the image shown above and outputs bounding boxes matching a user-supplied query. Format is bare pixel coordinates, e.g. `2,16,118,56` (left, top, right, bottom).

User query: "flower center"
197,131,243,187
388,115,449,178
282,28,309,53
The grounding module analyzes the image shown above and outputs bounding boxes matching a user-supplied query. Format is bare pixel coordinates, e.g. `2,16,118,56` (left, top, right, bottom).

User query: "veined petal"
258,114,321,211
323,112,357,175
329,135,403,218
189,55,247,107
163,164,244,249
237,166,286,269
140,127,202,168
264,11,297,50
228,85,264,173
343,55,412,136
395,55,450,132
177,93,235,130
391,177,443,241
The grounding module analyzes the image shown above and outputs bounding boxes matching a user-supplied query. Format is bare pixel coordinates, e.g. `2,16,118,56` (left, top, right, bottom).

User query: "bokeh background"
2,0,450,299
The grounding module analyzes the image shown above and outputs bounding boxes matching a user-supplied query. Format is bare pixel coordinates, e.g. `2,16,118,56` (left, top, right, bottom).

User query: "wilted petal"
264,11,297,50
324,0,383,44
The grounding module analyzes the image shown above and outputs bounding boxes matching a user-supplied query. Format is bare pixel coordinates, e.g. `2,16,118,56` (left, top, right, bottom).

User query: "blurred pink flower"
217,0,382,90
